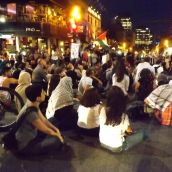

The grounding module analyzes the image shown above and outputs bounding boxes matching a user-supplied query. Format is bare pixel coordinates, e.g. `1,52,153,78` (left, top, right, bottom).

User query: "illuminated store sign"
25,27,40,32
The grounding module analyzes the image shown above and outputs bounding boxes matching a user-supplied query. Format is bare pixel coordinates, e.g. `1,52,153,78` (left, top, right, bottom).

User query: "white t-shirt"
112,74,129,95
134,62,155,83
78,76,93,95
99,108,130,149
77,104,101,129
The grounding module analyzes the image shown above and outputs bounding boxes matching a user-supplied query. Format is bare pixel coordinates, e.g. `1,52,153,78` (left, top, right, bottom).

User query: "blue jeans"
123,129,145,150
101,130,145,153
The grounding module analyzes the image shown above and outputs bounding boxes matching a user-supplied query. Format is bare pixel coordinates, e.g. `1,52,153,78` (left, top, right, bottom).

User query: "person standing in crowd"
99,86,145,152
16,84,64,155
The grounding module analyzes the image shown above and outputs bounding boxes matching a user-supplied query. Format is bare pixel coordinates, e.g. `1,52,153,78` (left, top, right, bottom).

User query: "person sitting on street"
46,76,77,131
77,88,102,136
99,86,145,152
16,84,64,156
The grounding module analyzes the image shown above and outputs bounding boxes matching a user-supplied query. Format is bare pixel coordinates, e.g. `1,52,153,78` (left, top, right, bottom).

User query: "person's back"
112,73,129,95
99,86,145,152
78,69,93,95
136,68,155,101
77,88,101,129
99,108,129,149
134,57,155,83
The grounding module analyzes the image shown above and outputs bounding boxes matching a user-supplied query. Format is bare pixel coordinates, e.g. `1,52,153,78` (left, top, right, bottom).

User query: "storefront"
0,21,68,54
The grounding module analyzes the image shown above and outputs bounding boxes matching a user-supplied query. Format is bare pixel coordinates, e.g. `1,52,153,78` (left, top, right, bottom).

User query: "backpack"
1,106,38,151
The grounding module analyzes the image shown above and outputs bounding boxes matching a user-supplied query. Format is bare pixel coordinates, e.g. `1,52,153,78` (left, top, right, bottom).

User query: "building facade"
120,17,132,31
119,17,135,48
0,0,68,53
67,0,102,41
87,6,101,40
135,28,153,51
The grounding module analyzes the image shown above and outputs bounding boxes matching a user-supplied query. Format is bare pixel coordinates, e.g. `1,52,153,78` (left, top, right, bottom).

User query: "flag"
96,31,107,41
96,31,110,50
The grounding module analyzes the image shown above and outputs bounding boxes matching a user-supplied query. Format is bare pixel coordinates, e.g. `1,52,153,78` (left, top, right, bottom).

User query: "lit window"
26,5,34,13
7,3,16,15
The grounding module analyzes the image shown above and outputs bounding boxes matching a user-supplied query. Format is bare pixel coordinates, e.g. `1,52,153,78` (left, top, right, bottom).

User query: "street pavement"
0,117,171,172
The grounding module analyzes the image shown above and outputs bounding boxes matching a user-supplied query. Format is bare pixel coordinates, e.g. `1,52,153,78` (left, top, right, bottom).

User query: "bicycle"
0,87,24,132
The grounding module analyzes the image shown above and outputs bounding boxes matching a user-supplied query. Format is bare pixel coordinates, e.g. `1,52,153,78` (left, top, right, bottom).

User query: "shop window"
7,3,16,15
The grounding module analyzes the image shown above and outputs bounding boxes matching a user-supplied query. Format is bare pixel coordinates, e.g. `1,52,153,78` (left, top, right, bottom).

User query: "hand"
55,130,64,143
58,134,64,143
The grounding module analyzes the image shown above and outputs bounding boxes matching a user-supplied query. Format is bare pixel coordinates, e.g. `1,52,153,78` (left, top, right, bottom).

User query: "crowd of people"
0,46,172,156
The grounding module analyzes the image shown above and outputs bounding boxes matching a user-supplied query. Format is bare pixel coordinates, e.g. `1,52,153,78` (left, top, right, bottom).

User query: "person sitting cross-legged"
99,86,145,152
16,84,64,156
77,88,102,137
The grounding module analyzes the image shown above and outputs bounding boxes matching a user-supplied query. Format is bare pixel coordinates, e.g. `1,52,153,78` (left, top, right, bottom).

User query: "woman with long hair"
112,60,129,95
135,68,155,101
99,86,145,152
77,87,101,136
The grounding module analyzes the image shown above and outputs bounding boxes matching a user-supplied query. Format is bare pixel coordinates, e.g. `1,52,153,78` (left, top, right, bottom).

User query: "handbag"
2,106,38,151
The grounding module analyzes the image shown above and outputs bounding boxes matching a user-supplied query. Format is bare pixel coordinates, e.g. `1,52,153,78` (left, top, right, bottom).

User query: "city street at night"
0,0,172,171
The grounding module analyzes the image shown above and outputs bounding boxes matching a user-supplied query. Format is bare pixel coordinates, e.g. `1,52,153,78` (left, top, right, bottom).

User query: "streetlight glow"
164,39,169,48
71,6,81,20
0,16,6,23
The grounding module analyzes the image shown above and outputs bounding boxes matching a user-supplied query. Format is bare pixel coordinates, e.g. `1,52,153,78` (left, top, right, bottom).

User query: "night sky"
100,0,172,38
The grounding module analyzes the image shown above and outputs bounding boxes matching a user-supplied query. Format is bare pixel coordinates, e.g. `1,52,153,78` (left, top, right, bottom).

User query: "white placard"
71,43,80,59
